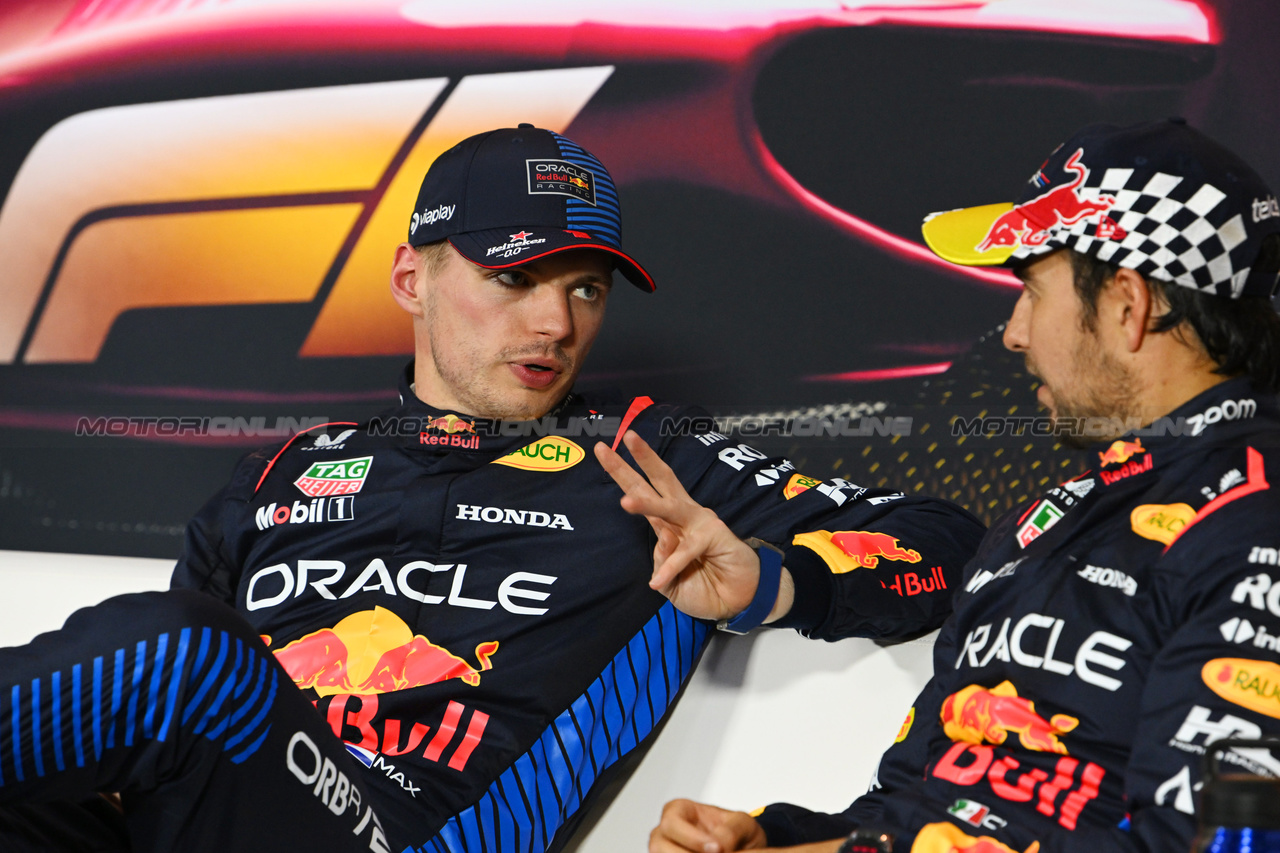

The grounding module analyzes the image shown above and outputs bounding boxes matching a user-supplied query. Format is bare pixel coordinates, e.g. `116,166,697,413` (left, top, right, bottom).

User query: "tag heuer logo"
526,159,596,205
294,456,373,497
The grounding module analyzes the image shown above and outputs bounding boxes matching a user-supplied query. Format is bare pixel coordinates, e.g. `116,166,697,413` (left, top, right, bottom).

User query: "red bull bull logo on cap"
792,529,922,574
270,606,498,697
976,149,1118,255
940,681,1078,755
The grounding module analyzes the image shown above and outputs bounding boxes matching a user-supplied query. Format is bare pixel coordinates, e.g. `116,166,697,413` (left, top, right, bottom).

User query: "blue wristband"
717,538,784,635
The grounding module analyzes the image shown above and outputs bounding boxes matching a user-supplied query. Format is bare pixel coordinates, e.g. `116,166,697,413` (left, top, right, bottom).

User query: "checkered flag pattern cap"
1013,134,1272,297
922,120,1280,299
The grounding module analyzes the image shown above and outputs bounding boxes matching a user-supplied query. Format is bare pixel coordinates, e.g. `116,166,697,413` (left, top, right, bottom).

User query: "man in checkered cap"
647,120,1280,853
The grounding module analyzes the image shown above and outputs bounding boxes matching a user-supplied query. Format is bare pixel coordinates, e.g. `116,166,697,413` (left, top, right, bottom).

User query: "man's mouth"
509,360,563,389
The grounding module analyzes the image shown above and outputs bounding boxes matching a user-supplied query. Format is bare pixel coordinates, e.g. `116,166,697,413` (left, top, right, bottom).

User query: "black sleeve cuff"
770,542,835,632
755,803,857,847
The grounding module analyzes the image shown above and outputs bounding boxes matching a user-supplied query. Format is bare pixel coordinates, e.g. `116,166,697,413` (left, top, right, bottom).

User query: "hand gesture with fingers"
594,431,792,623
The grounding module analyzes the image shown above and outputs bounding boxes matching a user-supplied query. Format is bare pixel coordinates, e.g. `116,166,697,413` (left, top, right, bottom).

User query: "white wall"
0,550,934,851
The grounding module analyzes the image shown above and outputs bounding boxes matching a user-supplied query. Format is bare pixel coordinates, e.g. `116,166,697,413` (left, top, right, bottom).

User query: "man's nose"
1002,291,1031,352
529,286,573,340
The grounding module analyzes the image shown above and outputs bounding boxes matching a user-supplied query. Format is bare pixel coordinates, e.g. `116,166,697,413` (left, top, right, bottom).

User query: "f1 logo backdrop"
0,0,1273,557
0,67,614,363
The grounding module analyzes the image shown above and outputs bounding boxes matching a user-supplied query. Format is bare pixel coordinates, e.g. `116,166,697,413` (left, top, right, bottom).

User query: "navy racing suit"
0,365,984,853
755,378,1280,852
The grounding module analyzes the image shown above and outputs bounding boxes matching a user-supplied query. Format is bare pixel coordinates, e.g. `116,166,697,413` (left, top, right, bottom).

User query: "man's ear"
390,243,424,317
1109,266,1154,353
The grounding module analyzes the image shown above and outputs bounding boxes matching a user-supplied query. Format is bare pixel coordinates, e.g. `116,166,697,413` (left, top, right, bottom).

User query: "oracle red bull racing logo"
269,606,498,697
941,681,1079,755
526,158,596,204
976,149,1120,255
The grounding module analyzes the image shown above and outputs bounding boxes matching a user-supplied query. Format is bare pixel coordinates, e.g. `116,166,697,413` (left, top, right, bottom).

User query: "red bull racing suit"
0,365,984,853
753,377,1280,852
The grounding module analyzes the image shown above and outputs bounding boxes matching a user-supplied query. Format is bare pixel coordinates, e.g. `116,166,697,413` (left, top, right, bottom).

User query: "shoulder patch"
492,437,584,472
1203,658,1280,719
1130,503,1195,545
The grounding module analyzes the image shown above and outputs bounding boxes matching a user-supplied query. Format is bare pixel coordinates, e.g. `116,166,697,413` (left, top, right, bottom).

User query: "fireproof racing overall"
0,365,984,853
753,378,1280,852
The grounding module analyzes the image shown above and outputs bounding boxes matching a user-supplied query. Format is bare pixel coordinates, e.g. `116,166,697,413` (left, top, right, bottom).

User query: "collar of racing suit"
389,360,592,454
1085,375,1276,486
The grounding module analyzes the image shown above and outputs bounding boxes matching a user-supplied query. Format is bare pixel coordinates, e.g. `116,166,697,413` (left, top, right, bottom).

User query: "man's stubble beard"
425,286,574,420
1033,329,1141,449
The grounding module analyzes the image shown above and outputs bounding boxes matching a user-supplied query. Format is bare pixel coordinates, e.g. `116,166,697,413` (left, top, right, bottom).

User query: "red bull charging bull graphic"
423,415,476,435
792,529,923,574
940,680,1079,755
1098,437,1153,485
419,415,480,449
1097,438,1145,467
830,530,921,568
269,606,498,697
976,149,1118,254
912,822,1039,853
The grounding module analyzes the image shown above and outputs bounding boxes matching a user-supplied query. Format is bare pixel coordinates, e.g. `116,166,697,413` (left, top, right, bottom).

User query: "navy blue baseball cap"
407,124,654,292
923,119,1280,299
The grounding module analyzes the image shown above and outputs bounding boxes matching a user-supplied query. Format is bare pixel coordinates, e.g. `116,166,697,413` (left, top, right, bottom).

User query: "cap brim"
449,228,655,292
921,202,1021,267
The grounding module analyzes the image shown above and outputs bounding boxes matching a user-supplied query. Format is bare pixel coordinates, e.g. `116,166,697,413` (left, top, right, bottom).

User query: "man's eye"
573,283,600,301
494,271,528,288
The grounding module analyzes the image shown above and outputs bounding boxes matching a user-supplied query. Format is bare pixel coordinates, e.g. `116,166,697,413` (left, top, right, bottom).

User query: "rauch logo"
491,437,584,472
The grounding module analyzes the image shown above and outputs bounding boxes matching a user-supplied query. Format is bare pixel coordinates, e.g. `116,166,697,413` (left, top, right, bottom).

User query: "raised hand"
594,431,792,623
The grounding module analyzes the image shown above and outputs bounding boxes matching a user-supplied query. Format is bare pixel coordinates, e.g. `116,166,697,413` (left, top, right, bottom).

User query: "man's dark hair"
1068,237,1280,393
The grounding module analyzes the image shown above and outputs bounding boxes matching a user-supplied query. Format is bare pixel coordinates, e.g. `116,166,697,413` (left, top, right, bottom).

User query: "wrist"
763,568,794,624
835,828,894,853
717,538,784,635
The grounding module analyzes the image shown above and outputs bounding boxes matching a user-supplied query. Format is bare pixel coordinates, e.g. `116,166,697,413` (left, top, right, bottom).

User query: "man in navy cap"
645,120,1280,853
0,126,984,853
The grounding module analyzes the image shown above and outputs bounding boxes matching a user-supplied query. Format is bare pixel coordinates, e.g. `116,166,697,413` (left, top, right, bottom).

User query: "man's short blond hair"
413,240,452,279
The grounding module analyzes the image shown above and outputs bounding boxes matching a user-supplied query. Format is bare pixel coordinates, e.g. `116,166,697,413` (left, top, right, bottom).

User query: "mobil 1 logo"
257,496,355,530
